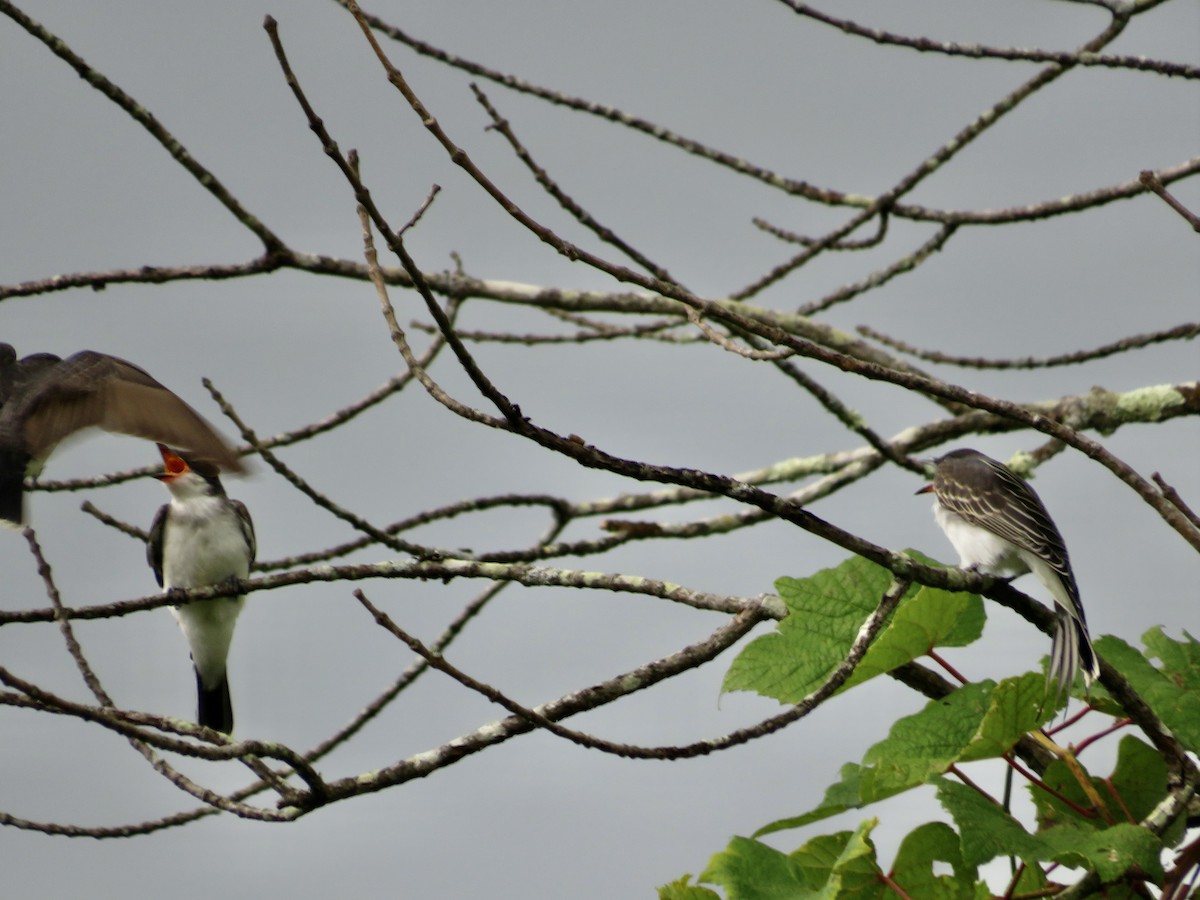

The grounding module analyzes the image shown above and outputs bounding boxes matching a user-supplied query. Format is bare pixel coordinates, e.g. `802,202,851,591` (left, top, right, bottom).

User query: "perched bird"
917,448,1100,702
0,343,243,525
148,443,255,734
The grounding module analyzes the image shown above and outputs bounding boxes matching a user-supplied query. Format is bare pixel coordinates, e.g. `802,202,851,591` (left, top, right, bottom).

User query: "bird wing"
937,451,1097,692
0,350,62,414
231,499,257,563
147,502,168,588
20,352,244,473
937,455,1080,606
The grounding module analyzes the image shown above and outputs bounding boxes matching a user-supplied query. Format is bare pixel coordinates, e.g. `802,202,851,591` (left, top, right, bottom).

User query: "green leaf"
937,778,1047,868
1108,736,1170,826
842,586,984,690
1041,823,1163,883
756,675,1052,839
1142,627,1200,689
657,875,722,900
1034,735,1182,846
959,672,1049,761
755,763,867,836
1008,862,1049,896
723,557,895,703
1032,751,1105,833
700,822,884,900
857,682,988,789
941,778,1165,882
698,835,818,898
795,827,884,899
724,553,982,702
890,822,985,900
756,682,993,836
1095,632,1200,752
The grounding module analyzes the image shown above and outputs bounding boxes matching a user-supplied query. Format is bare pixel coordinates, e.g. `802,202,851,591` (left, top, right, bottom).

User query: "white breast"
932,500,1029,577
161,495,251,589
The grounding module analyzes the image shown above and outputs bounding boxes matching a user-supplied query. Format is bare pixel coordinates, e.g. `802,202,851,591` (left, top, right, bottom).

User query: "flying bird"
148,443,255,734
0,343,243,525
917,448,1100,702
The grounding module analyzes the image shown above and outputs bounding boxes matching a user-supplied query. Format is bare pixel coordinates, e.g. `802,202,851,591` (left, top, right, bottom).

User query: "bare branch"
1141,169,1200,231
858,321,1200,369
470,83,683,286
354,578,908,760
0,1,286,255
774,0,1199,79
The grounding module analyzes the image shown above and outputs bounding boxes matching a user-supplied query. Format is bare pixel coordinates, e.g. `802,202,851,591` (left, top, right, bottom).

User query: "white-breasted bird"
148,443,255,734
0,343,243,525
917,448,1100,702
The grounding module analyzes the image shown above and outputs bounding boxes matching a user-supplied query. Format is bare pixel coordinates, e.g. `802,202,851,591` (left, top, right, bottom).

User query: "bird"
917,448,1099,703
148,443,255,734
0,343,244,525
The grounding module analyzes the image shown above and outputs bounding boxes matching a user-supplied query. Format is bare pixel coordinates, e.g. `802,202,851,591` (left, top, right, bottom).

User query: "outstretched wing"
21,352,244,473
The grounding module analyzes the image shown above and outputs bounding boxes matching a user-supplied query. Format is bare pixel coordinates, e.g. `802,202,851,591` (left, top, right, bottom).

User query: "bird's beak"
915,484,934,495
155,443,190,482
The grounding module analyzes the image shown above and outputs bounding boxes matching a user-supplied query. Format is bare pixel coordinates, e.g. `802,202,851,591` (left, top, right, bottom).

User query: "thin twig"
353,578,908,760
23,528,114,706
1141,169,1200,232
0,1,286,255
858,321,1200,369
332,2,1200,554
203,377,452,560
471,83,682,286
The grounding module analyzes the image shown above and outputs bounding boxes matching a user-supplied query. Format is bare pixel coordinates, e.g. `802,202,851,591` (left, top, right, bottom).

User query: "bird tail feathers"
0,448,29,525
195,667,234,734
1048,612,1100,705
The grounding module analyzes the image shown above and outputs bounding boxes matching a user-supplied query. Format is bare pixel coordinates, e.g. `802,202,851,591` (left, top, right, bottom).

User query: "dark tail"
195,667,234,734
1074,617,1100,685
1048,611,1100,706
0,448,28,525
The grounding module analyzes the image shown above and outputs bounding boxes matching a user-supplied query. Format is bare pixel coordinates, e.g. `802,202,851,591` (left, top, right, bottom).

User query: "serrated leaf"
794,823,883,900
756,676,1050,839
657,875,722,900
1108,735,1170,825
699,835,817,898
756,684,994,837
891,822,984,900
1032,755,1101,832
857,682,990,791
959,672,1050,761
1009,861,1049,895
755,763,868,836
1142,627,1200,688
1094,634,1200,751
722,557,896,703
941,778,1165,882
1034,735,1178,846
700,822,883,900
936,778,1048,868
842,586,984,690
1041,823,1164,883
724,553,981,702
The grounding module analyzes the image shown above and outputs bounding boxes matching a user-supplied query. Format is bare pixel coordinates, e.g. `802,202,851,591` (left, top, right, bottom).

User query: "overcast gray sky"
1,1,1197,897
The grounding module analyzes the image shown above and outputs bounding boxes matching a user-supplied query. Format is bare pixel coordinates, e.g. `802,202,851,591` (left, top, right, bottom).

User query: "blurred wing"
0,347,62,410
22,352,244,473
